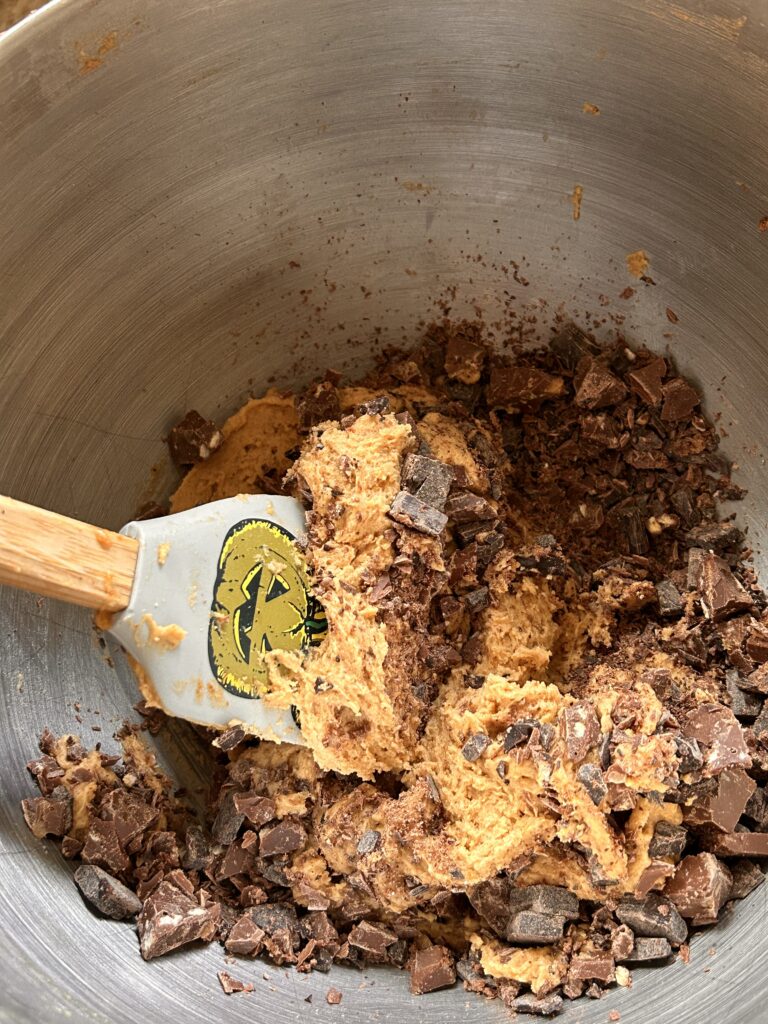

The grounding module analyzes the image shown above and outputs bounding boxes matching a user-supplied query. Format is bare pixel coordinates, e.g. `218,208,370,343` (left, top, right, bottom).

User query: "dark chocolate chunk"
487,367,565,409
703,832,768,857
100,788,159,844
614,505,649,555
259,819,307,857
620,937,672,962
26,755,65,796
507,910,567,944
465,586,490,612
233,794,277,828
683,767,755,832
660,378,700,422
665,853,732,925
753,702,768,741
444,491,497,522
728,859,765,899
503,719,537,751
409,945,456,995
445,336,486,384
74,864,142,920
212,725,247,751
402,454,454,510
461,733,491,762
687,547,707,591
21,791,72,839
217,971,254,994
225,911,267,956
562,702,600,763
137,880,220,959
580,413,621,449
686,522,744,553
347,920,398,960
167,410,222,467
726,670,763,719
615,894,687,945
675,735,704,774
297,380,341,432
683,704,752,774
515,537,569,577
358,395,390,417
648,821,688,860
508,885,579,920
81,818,130,875
212,789,245,845
576,763,608,805
698,554,752,622
389,491,448,536
656,579,684,618
356,829,382,855
510,993,564,1017
574,362,628,410
249,903,301,959
568,954,616,983
628,356,666,405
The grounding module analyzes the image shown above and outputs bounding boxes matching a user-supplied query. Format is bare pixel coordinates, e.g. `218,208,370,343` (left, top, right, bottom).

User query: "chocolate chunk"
465,586,490,612
212,725,247,751
297,380,341,432
100,788,159,844
445,337,486,384
683,704,752,774
487,367,565,409
747,622,768,664
610,925,635,961
510,993,564,1017
675,735,704,774
628,356,666,405
753,702,768,741
409,945,456,995
503,719,538,751
726,670,763,719
698,554,752,622
26,755,65,796
656,579,684,618
21,791,72,839
686,547,707,591
461,732,490,762
660,378,700,422
581,413,621,449
515,537,569,577
356,829,382,855
167,410,222,467
562,702,600,763
683,768,755,832
743,662,768,695
81,819,130,875
620,937,672,962
568,954,616,983
576,763,607,805
301,910,340,951
217,971,254,994
212,789,245,845
704,832,768,857
648,821,688,860
348,920,398,960
574,362,628,410
687,522,744,553
259,819,307,857
233,794,277,828
635,861,675,896
444,491,497,522
225,912,268,955
402,454,454,510
137,880,220,959
550,322,600,369
728,859,765,899
507,910,567,944
389,491,448,536
326,988,343,1005
614,505,649,555
615,894,688,945
217,839,254,879
248,904,301,963
665,853,732,925
74,864,142,920
508,885,579,920
358,395,390,417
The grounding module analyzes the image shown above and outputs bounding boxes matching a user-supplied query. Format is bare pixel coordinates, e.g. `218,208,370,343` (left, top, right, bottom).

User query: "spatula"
0,494,325,742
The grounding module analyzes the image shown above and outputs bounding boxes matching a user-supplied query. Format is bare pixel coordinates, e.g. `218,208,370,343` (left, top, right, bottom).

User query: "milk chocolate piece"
577,764,607,805
389,491,448,537
487,367,565,408
620,937,672,962
660,378,700,422
648,821,688,860
568,954,616,983
729,859,765,899
628,356,666,405
503,719,537,751
462,733,490,762
26,755,65,796
683,768,755,832
217,971,254,994
656,579,684,618
21,791,72,839
445,337,486,385
610,925,634,961
562,702,600,763
81,818,130,875
511,993,564,1017
74,864,142,920
686,522,743,553
444,492,497,522
100,788,159,844
326,988,343,1005
167,410,222,467
698,554,752,622
233,794,277,828
683,704,751,774
402,454,454,510
574,362,628,410
726,671,762,719
615,894,687,945
259,819,307,857
665,853,732,925
182,824,212,871
347,920,398,959
409,945,457,994
137,880,220,959
297,381,341,432
704,832,768,857
743,663,768,695
747,622,768,664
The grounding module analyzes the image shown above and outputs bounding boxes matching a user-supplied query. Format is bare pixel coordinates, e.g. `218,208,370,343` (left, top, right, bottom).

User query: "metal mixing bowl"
1,0,768,1020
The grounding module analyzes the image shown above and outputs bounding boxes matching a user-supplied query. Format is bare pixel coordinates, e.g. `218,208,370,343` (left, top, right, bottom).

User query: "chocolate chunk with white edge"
445,336,486,384
686,547,707,591
615,894,688,944
628,356,666,405
675,735,704,774
704,832,768,857
726,671,763,718
562,702,600,763
100,788,159,844
212,789,245,844
507,911,567,944
683,768,755,832
218,972,254,995
683,704,752,774
648,821,688,860
729,859,765,899
620,937,672,962
137,880,220,959
660,378,700,422
574,362,628,410
348,920,398,959
687,522,744,553
665,853,732,925
698,554,753,622
212,725,247,751
747,622,768,664
21,791,72,839
568,954,616,983
225,912,267,955
462,733,490,762
656,579,684,618
486,367,565,408
81,818,130,875
610,925,635,960
504,719,538,751
356,830,382,855
233,794,277,827
389,491,448,536
167,410,222,467
402,454,454,510
259,819,307,857
577,763,608,805
409,945,456,994
444,491,497,522
297,380,341,432
74,865,142,920
511,993,564,1017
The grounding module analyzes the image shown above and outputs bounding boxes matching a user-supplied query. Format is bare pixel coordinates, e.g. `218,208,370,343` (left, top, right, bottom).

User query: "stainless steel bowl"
2,0,768,1020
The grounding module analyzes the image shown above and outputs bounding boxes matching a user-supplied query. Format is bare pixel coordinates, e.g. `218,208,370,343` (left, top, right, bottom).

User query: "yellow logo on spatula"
208,518,326,698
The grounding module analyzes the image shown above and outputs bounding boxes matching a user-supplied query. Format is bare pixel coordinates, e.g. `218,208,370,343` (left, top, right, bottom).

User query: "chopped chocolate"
615,894,688,945
665,853,732,925
562,702,600,763
683,768,755,832
486,367,565,408
409,945,456,995
74,864,142,920
26,755,65,796
704,832,768,858
574,361,627,410
21,791,72,839
445,336,486,384
212,789,245,845
225,912,267,955
683,704,752,775
137,880,220,959
81,819,130,875
503,719,537,751
510,993,564,1017
687,522,744,553
743,662,768,695
725,671,763,719
507,910,567,944
167,410,222,467
660,378,700,422
402,454,454,510
675,735,704,774
389,491,448,537
217,971,254,994
348,920,398,959
356,830,382,855
444,491,497,522
461,732,490,762
627,356,666,405
728,859,765,899
576,763,607,805
212,725,247,751
100,788,159,844
648,821,688,860
326,987,343,1005
259,819,307,857
621,937,672,962
747,622,768,664
297,380,341,432
233,794,277,828
610,925,635,961
656,579,684,618
568,954,615,983
465,586,490,612
698,554,752,622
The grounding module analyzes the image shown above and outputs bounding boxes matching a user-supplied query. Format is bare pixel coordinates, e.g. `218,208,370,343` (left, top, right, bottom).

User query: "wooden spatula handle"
0,496,139,611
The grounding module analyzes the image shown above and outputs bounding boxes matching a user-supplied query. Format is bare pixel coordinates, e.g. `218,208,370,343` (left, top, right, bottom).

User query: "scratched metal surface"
1,0,768,1020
